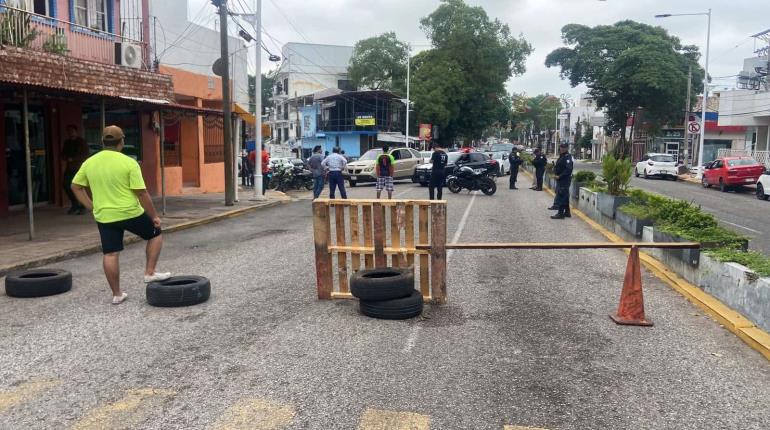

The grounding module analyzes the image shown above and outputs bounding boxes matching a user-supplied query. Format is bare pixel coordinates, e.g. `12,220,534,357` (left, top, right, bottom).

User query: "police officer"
531,147,547,191
551,143,574,219
508,150,523,190
429,142,449,200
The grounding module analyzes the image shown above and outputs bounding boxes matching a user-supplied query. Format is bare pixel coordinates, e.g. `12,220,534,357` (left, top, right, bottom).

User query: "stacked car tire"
350,268,423,319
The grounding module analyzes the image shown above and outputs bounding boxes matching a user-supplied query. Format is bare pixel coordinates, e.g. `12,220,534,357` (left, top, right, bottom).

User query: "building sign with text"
355,114,375,127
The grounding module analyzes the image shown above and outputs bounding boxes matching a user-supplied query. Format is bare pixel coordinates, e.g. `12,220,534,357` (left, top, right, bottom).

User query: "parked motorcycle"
270,165,313,192
447,166,497,195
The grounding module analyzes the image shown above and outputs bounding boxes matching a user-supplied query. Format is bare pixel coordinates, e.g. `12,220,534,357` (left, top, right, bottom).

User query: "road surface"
1,179,769,429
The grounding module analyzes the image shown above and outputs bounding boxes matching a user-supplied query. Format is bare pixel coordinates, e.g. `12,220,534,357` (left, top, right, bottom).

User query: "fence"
0,4,147,69
717,148,770,168
313,199,447,304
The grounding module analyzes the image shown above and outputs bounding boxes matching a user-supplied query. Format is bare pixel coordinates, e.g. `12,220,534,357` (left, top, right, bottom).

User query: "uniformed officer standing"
531,148,547,191
551,143,574,219
508,150,523,190
429,143,449,200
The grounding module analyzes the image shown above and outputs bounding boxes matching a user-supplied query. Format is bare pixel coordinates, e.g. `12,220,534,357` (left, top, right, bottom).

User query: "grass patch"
707,249,770,277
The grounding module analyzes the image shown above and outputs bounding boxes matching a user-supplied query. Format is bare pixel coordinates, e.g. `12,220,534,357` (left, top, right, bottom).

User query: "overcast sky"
191,0,768,101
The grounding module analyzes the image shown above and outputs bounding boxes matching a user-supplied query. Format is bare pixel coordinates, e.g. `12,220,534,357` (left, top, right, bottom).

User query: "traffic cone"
609,246,653,326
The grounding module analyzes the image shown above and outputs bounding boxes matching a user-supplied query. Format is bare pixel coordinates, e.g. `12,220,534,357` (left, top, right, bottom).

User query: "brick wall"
0,46,174,101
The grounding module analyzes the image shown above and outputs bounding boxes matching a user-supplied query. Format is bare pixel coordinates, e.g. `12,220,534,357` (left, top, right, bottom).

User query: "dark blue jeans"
313,174,325,199
328,171,347,199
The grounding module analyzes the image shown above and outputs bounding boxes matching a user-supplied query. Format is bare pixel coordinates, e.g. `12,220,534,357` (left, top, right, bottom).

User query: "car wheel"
670,175,677,181
634,167,640,178
757,183,769,201
359,289,423,320
719,178,727,192
420,182,428,187
5,269,72,298
643,169,649,179
498,167,504,177
701,176,710,188
350,268,414,301
349,180,357,187
146,276,211,307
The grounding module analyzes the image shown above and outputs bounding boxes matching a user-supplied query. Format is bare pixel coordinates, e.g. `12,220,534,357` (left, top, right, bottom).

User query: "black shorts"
97,213,161,254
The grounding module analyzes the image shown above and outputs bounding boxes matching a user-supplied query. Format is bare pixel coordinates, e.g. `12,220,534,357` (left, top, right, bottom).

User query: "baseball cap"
102,125,125,143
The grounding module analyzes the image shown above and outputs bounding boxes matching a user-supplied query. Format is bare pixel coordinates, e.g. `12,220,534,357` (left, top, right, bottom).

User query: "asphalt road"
1,179,769,429
574,160,770,255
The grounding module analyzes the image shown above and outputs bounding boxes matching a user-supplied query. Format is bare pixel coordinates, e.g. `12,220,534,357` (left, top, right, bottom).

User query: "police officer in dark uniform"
551,143,574,219
531,147,547,191
508,150,523,190
429,143,449,200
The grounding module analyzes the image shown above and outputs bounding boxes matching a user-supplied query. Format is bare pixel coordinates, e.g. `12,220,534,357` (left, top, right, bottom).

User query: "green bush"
601,155,632,196
573,170,596,183
708,249,770,277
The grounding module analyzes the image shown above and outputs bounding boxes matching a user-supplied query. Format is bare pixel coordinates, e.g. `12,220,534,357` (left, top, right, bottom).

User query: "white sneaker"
112,292,128,305
143,272,172,283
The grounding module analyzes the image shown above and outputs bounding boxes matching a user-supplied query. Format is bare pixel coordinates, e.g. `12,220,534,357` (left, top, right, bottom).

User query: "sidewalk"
0,189,293,276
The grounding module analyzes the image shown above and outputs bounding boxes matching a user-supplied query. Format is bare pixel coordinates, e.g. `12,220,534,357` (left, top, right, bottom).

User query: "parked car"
412,151,498,186
701,157,766,192
756,170,770,200
419,151,433,164
490,142,515,154
486,151,510,176
344,147,422,187
634,153,678,180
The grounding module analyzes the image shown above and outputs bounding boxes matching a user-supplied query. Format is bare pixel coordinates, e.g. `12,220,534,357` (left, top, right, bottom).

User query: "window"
651,155,675,163
13,0,52,16
73,0,108,32
470,153,486,162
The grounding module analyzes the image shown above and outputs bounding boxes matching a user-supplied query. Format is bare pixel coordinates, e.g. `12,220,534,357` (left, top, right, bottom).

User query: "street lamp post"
655,9,711,179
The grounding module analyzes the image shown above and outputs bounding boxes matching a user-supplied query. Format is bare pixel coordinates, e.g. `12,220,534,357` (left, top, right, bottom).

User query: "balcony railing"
717,148,770,168
0,4,148,69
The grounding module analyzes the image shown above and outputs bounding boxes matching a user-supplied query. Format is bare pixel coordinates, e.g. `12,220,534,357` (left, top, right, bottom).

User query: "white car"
757,171,770,200
486,152,510,176
634,153,678,180
419,151,433,164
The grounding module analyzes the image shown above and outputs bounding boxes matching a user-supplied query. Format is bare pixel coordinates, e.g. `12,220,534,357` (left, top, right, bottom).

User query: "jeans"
328,171,347,199
429,173,445,200
63,170,83,209
313,174,325,199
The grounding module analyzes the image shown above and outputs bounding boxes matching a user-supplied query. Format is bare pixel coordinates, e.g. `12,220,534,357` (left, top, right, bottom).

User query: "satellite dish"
212,58,225,77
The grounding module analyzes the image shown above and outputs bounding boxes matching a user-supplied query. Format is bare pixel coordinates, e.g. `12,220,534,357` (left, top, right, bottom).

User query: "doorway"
4,106,49,208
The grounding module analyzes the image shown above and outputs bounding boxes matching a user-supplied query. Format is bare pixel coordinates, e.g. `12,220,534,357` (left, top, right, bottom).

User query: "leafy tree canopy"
348,32,409,94
249,73,274,115
545,20,704,156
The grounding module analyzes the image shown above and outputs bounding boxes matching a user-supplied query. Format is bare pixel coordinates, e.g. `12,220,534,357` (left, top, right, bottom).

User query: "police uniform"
429,149,449,200
508,151,523,189
532,152,547,190
551,151,573,218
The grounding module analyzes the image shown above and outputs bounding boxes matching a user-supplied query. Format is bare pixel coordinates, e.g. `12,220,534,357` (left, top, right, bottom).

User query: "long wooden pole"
416,242,700,250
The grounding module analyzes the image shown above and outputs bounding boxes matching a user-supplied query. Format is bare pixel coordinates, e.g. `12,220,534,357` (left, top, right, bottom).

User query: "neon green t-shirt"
376,153,396,177
72,150,146,223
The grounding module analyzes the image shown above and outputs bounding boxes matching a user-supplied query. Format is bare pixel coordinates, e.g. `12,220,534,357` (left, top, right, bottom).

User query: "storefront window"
4,106,49,206
82,109,141,160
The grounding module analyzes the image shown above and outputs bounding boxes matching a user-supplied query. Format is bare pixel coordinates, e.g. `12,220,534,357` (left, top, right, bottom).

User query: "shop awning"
234,103,256,126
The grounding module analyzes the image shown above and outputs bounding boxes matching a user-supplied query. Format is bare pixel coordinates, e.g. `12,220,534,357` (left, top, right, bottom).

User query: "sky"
189,0,769,102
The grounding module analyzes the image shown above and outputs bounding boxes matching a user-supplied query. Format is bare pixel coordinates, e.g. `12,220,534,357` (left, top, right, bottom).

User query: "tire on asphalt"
702,176,710,188
481,178,497,196
350,268,414,301
359,289,423,320
349,180,357,187
719,178,727,192
757,184,768,200
4,269,72,298
146,276,211,307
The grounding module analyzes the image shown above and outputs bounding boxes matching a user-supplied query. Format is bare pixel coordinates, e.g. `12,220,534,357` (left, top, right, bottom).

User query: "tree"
545,20,704,157
348,32,409,94
410,0,532,145
577,120,593,149
248,73,275,115
510,94,562,146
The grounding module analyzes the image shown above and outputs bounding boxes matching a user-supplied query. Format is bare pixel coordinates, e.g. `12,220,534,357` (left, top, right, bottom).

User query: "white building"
561,94,607,160
268,43,354,147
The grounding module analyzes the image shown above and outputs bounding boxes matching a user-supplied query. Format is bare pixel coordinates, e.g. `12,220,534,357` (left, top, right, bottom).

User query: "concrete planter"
615,209,653,237
570,182,588,201
653,229,700,266
578,187,599,220
596,192,630,219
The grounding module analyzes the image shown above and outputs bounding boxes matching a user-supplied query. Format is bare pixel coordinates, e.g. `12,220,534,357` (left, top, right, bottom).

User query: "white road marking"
401,325,422,354
719,220,761,234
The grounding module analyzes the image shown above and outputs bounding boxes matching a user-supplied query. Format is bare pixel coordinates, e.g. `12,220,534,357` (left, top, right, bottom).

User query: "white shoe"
143,272,172,283
112,292,128,305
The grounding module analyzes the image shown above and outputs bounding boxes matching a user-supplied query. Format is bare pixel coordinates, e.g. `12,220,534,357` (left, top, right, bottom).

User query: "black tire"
447,178,461,194
5,269,72,298
481,178,497,196
669,175,677,181
757,184,768,201
146,276,211,307
349,180,357,187
350,268,414,301
702,176,710,188
304,179,314,191
267,179,278,190
359,289,423,320
634,167,640,178
419,182,428,187
719,178,727,192
643,169,648,179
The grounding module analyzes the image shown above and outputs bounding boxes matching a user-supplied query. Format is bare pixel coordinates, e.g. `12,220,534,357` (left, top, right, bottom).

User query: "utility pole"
253,0,265,199
217,0,235,205
683,66,692,165
405,52,411,148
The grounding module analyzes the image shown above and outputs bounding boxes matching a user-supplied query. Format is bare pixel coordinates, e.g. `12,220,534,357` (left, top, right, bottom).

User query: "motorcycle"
446,166,497,196
270,165,314,192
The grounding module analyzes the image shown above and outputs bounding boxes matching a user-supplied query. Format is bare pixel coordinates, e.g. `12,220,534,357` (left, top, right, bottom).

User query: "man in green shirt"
71,126,170,305
375,146,396,199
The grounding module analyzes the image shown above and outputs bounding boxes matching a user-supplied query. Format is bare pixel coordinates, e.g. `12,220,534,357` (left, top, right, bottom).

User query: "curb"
0,199,285,278
523,169,770,361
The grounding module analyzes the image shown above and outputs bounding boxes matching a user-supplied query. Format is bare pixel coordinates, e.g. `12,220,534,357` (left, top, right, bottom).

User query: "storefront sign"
355,114,375,126
419,123,432,140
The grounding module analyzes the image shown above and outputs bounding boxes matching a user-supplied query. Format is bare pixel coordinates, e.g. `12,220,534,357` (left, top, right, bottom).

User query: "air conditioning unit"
115,42,142,69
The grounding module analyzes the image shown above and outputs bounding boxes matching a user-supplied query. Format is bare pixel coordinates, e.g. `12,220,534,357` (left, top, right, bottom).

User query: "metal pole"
219,0,235,205
253,0,265,199
234,116,240,202
159,111,166,215
696,9,711,179
683,66,692,165
100,99,106,131
405,52,410,148
23,88,34,240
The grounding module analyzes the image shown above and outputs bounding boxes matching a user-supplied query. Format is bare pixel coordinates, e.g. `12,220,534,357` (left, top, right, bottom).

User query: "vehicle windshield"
490,143,514,152
447,153,462,163
651,155,675,163
727,159,759,167
358,149,383,161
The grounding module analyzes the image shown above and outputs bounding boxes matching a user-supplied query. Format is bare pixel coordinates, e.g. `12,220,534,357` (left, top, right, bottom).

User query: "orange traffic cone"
610,246,653,326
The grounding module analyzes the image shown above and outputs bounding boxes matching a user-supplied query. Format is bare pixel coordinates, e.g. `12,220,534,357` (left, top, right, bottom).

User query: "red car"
702,157,765,192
